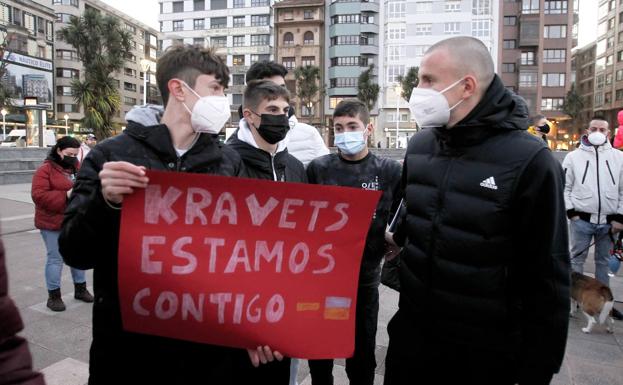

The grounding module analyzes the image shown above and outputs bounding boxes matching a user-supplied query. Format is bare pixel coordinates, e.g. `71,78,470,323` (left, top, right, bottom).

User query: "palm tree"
358,64,380,112
293,65,322,124
397,67,419,102
58,9,132,139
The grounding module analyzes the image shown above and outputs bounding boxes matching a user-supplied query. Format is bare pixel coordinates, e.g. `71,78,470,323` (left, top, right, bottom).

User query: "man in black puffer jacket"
58,46,281,385
385,37,570,385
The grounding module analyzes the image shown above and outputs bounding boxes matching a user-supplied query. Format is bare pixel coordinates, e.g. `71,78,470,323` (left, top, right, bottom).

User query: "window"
415,24,432,36
56,86,73,96
607,73,613,85
252,35,269,46
251,54,270,64
233,16,245,28
445,1,461,12
387,65,405,83
520,52,535,65
617,69,623,81
251,0,269,5
211,17,227,29
233,94,243,105
124,68,136,77
233,74,245,86
125,23,136,34
522,0,539,14
387,1,407,18
543,49,566,63
330,97,347,109
251,15,269,26
124,96,137,106
606,92,612,104
608,54,614,66
57,104,79,113
388,46,404,61
331,57,362,66
473,0,491,15
330,78,358,88
283,57,295,70
544,1,567,14
414,45,429,57
445,22,460,35
56,13,72,23
302,56,315,67
172,1,184,12
194,19,204,30
233,55,245,66
595,93,604,107
233,36,245,47
303,31,314,45
415,2,433,13
544,25,567,38
56,49,78,61
211,37,227,48
332,14,360,24
194,0,205,11
472,20,491,37
519,71,537,87
211,0,227,10
541,98,564,111
387,27,406,40
504,16,517,26
502,63,516,73
124,82,137,92
233,0,245,8
542,73,566,87
53,0,79,7
193,38,204,46
596,74,604,90
283,32,294,46
302,105,314,117
304,10,314,19
173,20,183,32
283,11,293,20
56,68,79,78
617,89,623,101
503,39,517,49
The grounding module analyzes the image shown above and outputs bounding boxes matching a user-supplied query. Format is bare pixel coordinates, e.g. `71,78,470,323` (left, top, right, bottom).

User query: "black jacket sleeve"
306,160,319,185
392,154,409,247
59,145,120,270
513,148,570,384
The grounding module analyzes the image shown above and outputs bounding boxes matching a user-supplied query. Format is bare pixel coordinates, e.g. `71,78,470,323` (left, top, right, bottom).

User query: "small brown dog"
570,271,615,333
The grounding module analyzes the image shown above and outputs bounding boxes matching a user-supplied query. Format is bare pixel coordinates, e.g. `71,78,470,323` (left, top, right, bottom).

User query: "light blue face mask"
334,131,367,155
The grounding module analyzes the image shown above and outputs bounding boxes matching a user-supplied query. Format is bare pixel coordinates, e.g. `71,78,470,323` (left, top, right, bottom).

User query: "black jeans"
308,284,380,385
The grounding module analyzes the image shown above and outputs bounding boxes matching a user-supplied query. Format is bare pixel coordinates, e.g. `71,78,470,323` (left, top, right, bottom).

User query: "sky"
578,0,597,48
101,0,159,29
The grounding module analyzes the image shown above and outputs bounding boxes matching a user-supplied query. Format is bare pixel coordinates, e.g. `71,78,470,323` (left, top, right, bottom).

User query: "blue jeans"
41,230,85,291
569,219,612,286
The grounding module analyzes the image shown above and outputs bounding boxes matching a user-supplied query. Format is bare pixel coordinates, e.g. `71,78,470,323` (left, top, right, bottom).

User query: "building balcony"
202,25,271,37
214,45,272,56
278,44,322,57
327,87,358,97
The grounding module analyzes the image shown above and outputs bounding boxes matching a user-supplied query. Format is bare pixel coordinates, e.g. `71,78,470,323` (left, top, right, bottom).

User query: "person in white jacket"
244,61,329,167
563,117,623,319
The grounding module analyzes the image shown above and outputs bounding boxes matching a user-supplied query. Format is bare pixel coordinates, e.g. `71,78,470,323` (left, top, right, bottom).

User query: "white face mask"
181,82,231,134
408,78,465,129
588,131,607,146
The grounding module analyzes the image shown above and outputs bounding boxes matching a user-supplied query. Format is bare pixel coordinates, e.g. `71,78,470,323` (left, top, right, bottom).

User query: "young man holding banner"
227,79,307,383
58,45,281,384
306,100,402,385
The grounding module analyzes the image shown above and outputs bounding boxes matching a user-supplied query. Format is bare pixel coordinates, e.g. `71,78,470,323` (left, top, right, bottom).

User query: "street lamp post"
395,85,402,149
1,109,6,140
63,114,69,136
140,59,151,105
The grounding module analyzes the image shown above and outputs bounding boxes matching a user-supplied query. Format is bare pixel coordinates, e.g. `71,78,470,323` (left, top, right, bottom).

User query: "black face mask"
251,112,290,144
538,124,550,134
60,156,78,169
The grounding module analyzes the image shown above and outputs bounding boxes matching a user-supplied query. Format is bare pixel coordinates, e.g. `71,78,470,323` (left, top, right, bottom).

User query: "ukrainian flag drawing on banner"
323,296,352,320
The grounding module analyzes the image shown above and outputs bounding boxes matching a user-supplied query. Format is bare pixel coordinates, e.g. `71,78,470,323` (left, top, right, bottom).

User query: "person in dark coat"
31,136,93,312
58,45,278,385
385,36,570,385
0,237,45,385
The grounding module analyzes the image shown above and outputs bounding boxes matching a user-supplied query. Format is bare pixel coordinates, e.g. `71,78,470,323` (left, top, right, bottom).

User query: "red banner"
118,171,381,359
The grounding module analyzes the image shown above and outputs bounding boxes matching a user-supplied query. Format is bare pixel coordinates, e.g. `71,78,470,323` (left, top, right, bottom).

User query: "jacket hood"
125,105,164,127
434,75,530,147
232,118,289,153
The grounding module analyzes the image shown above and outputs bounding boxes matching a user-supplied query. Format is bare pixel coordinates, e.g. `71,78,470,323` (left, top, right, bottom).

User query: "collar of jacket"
226,130,291,174
124,121,223,164
433,75,529,148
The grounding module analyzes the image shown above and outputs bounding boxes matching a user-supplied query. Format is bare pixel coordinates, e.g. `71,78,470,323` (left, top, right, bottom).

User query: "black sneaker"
612,308,623,321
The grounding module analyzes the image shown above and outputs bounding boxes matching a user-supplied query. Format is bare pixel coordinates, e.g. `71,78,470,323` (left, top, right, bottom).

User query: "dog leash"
571,232,614,259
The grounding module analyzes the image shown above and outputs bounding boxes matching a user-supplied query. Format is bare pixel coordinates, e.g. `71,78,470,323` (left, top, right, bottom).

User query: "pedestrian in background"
78,133,97,164
31,136,93,312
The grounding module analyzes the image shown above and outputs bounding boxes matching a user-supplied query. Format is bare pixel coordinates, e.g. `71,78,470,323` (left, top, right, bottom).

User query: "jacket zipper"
596,149,602,224
606,160,616,185
581,161,589,184
270,154,278,181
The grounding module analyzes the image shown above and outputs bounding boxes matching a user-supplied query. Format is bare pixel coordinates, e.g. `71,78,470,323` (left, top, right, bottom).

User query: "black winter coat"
227,133,307,183
393,75,570,383
58,122,247,385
